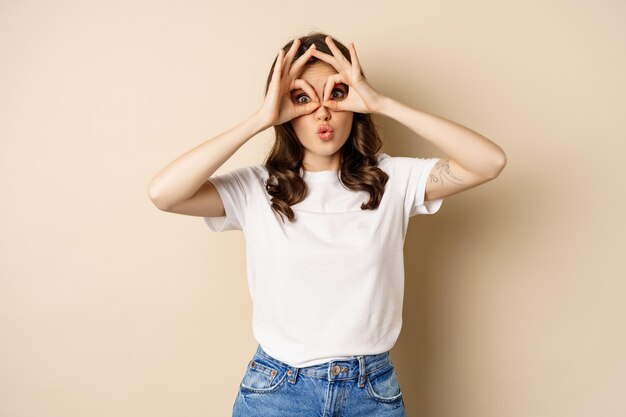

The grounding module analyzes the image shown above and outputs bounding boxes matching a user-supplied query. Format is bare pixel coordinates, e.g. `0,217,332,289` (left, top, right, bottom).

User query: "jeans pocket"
239,356,287,394
364,363,403,404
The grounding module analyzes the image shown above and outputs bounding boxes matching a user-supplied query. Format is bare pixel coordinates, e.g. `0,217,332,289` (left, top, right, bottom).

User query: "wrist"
374,96,394,117
250,111,271,133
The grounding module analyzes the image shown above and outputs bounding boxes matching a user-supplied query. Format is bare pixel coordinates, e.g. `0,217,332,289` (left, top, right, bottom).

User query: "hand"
256,39,322,128
309,36,386,114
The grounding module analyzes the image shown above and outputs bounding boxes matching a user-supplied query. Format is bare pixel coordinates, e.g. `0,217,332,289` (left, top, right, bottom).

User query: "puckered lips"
316,124,334,134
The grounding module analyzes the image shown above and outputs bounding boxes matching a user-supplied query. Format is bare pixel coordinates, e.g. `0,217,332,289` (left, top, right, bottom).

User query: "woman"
148,32,506,417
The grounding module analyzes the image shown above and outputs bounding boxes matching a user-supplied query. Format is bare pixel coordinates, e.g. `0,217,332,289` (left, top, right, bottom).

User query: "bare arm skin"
146,112,268,216
147,38,320,217
308,36,507,203
376,97,507,202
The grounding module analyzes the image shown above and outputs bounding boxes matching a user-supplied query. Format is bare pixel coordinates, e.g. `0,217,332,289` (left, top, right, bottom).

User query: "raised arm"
147,38,321,214
376,97,507,201
146,113,268,212
308,36,507,203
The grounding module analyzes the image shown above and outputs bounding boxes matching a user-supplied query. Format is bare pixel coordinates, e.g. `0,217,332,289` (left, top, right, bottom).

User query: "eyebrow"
291,79,325,93
291,80,346,94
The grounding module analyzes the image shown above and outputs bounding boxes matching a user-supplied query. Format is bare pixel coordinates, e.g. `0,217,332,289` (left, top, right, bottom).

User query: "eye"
330,87,347,100
294,94,311,105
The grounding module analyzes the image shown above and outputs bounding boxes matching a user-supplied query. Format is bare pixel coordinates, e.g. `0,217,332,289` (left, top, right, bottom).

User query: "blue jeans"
232,344,407,417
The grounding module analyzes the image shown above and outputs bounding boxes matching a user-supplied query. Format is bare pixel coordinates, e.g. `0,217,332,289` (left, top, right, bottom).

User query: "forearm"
376,97,507,178
147,111,269,210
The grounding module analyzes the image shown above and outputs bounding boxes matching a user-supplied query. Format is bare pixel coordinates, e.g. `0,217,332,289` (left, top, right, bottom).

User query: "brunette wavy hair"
263,32,389,223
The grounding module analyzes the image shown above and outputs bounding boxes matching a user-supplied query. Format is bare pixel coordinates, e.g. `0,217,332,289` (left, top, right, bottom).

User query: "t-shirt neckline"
301,168,340,182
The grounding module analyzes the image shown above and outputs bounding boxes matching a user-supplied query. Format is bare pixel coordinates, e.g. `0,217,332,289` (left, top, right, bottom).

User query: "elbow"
482,152,507,180
489,152,507,179
498,151,508,171
147,184,170,211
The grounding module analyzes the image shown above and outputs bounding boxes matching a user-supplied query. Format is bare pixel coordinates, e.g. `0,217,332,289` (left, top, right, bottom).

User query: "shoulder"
377,152,391,163
377,152,438,172
241,164,271,191
376,153,441,193
210,164,267,194
249,164,270,183
376,152,419,168
376,152,393,171
220,164,266,181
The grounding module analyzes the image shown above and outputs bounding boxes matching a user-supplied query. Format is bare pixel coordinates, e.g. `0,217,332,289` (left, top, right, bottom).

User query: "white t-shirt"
204,152,443,367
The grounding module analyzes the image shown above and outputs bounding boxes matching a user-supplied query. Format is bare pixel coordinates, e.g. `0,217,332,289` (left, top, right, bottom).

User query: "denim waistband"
253,344,392,387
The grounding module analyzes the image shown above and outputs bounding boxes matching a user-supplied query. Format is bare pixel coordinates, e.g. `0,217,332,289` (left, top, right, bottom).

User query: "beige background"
1,0,624,416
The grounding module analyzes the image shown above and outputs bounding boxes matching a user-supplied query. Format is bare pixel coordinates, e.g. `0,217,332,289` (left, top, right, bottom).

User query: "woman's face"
289,61,354,171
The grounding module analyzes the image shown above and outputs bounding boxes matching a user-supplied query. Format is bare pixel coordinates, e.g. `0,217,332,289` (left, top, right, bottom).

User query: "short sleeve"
382,154,444,217
203,166,250,232
407,157,444,216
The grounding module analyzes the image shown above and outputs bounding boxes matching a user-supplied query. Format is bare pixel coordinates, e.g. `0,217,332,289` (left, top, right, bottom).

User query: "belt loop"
287,365,299,384
357,355,366,387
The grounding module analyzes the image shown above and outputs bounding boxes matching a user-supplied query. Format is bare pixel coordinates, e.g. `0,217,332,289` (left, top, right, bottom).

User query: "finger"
288,44,317,78
309,49,341,72
322,99,339,112
296,101,321,117
291,79,319,103
272,49,284,81
348,42,361,70
268,49,284,95
325,36,350,66
282,38,301,78
322,73,342,103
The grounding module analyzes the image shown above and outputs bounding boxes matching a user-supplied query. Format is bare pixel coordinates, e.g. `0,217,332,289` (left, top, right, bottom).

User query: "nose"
315,102,331,120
